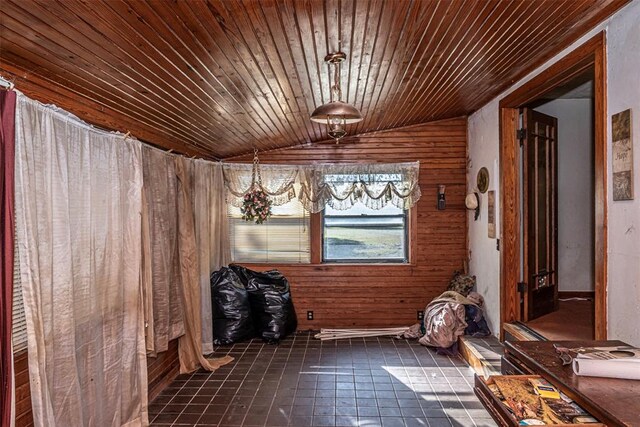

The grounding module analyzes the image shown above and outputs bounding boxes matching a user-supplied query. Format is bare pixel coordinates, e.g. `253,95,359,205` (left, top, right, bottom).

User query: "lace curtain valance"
223,163,299,207
298,161,421,213
223,161,421,213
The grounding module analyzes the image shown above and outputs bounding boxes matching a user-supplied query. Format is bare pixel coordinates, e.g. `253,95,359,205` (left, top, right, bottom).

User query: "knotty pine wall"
230,117,468,329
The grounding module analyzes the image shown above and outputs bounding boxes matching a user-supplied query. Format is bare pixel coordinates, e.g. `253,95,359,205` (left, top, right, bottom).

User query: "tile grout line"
194,340,253,426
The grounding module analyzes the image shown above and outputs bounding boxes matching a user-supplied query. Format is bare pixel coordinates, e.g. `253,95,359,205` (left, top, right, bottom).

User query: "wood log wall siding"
0,0,628,159
229,118,467,329
12,340,181,425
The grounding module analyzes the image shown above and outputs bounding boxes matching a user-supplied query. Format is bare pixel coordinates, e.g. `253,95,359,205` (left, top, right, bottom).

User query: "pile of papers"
487,376,599,424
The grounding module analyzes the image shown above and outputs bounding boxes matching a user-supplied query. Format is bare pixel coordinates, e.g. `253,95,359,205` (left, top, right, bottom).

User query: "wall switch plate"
417,310,424,321
307,311,314,320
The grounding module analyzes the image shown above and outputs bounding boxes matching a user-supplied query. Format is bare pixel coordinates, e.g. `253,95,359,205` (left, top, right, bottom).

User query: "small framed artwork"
488,190,496,238
612,109,633,201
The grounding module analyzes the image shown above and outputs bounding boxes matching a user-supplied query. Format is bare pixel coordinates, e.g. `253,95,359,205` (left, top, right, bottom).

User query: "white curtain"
298,161,422,212
223,163,299,207
223,161,422,213
191,160,230,354
14,95,148,426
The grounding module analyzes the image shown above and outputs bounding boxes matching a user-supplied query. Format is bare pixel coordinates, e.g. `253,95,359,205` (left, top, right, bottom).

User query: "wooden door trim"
498,32,607,340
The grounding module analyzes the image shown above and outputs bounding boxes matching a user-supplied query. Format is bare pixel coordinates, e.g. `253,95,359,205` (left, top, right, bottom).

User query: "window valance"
298,161,421,213
223,161,421,213
223,163,299,207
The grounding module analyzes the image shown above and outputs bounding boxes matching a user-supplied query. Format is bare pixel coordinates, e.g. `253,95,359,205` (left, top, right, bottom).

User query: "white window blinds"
12,221,28,353
228,196,310,263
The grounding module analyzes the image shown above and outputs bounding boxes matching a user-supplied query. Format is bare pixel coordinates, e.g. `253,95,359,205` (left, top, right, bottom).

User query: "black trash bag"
229,265,297,343
210,267,255,345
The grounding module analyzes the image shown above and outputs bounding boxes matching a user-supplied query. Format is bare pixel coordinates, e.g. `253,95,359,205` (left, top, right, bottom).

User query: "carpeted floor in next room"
148,331,497,427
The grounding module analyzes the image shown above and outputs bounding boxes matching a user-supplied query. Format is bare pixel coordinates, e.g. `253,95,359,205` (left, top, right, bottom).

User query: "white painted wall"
467,1,640,344
467,105,501,336
605,3,640,347
535,98,594,292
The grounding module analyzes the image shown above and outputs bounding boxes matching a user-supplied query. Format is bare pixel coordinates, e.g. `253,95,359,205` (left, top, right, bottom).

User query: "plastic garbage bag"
230,265,297,343
210,267,255,345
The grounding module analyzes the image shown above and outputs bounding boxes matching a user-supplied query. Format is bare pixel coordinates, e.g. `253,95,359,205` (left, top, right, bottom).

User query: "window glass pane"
323,201,407,262
228,194,310,263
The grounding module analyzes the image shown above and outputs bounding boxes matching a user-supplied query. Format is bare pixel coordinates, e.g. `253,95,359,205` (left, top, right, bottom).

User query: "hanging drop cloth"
14,94,148,426
192,160,231,354
175,158,233,373
141,146,185,355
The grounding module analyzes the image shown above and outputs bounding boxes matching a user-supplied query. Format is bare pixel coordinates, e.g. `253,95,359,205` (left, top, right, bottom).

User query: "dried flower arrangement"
241,189,272,224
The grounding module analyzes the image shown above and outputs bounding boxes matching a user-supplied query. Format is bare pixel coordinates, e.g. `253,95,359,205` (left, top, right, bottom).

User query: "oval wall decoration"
477,167,490,193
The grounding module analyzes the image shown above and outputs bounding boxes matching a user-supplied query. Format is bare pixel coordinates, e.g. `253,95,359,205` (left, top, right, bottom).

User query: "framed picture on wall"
488,190,496,238
612,109,633,201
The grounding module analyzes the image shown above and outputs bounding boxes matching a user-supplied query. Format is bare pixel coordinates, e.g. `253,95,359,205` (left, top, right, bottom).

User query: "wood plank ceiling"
0,0,628,159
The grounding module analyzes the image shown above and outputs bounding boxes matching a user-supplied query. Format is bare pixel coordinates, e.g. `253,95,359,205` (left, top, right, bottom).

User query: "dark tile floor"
149,332,497,427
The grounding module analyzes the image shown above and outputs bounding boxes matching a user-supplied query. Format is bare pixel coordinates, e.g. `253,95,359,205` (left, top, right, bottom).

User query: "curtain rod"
0,75,16,91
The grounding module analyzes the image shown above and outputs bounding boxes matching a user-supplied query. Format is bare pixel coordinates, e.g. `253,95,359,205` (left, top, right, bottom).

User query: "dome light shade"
311,51,363,142
310,101,363,124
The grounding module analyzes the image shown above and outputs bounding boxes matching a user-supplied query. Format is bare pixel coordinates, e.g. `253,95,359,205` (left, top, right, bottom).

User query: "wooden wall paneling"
147,339,180,402
13,351,32,427
0,0,628,158
229,118,468,329
498,33,608,340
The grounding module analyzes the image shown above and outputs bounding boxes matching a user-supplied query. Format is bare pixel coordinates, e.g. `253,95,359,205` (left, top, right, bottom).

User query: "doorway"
519,71,596,340
498,33,607,341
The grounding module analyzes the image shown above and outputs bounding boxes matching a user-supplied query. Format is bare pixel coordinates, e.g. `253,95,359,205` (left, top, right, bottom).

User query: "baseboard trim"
558,291,595,300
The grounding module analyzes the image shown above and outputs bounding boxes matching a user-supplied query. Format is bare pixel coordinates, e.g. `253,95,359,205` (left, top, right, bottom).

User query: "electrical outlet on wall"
417,310,424,321
307,311,314,320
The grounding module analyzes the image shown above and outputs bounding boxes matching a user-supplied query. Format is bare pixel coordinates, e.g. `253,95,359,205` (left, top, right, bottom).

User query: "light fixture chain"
252,148,263,188
332,60,342,101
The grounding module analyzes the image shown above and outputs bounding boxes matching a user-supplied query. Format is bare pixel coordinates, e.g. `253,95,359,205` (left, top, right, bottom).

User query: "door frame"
499,32,608,340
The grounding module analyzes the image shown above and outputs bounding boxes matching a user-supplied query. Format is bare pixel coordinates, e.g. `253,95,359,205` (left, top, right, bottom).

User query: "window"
228,196,310,263
323,202,408,263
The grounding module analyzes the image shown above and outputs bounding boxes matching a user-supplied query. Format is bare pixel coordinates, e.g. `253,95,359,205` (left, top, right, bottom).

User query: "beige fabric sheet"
141,146,185,355
14,95,148,426
193,160,230,354
176,158,233,373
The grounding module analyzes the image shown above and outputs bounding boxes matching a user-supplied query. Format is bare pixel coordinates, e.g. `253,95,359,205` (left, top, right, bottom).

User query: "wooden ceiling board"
0,0,628,159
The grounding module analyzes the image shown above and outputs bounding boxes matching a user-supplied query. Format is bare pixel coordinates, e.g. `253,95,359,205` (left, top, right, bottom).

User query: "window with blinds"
12,224,28,353
228,197,310,263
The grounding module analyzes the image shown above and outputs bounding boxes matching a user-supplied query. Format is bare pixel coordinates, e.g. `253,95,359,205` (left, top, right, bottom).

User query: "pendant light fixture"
310,52,363,142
